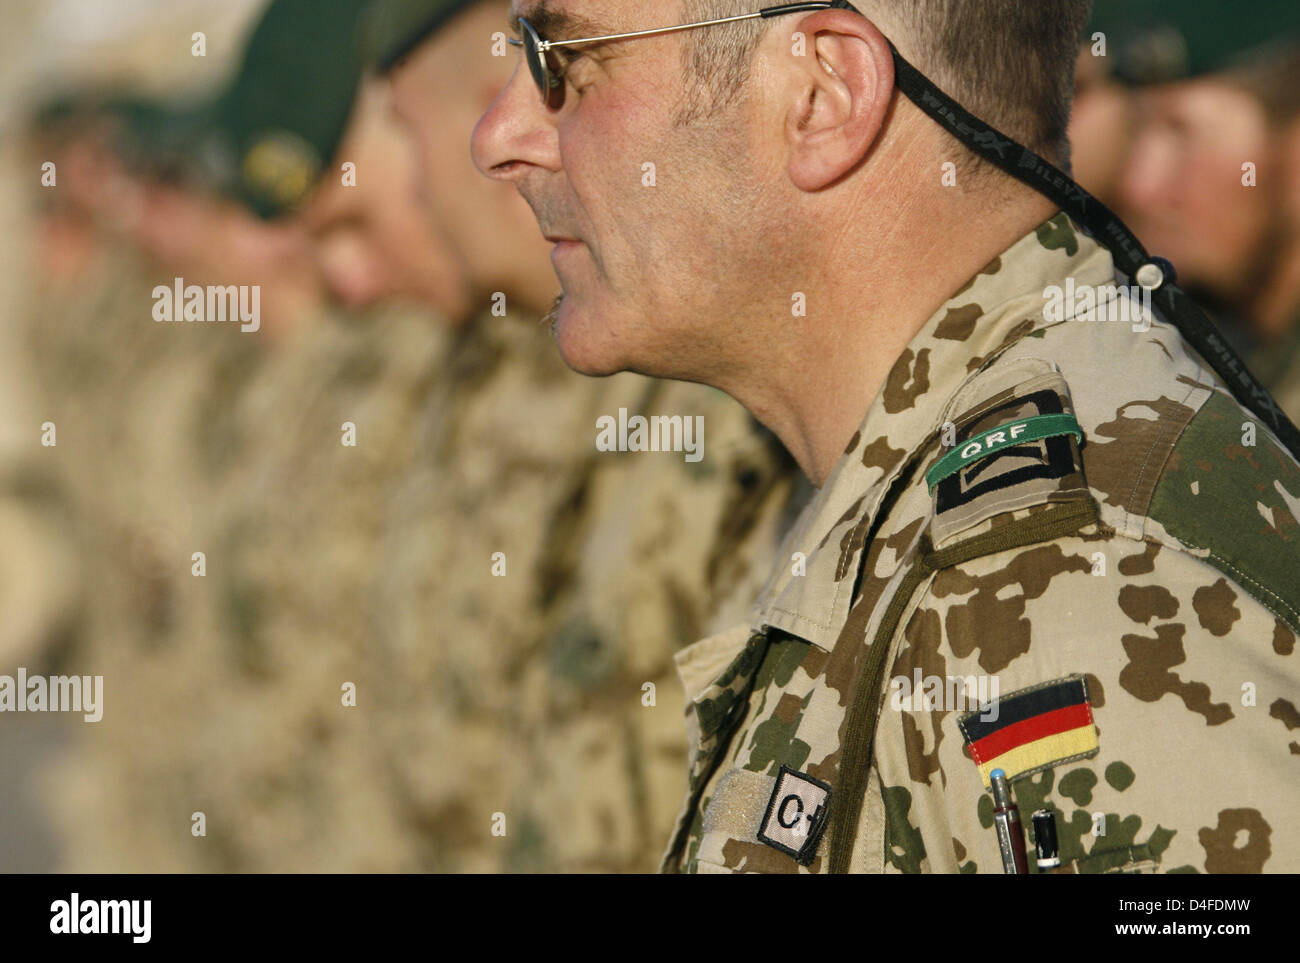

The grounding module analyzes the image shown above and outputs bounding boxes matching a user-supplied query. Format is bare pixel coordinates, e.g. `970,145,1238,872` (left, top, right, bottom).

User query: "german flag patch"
958,675,1098,788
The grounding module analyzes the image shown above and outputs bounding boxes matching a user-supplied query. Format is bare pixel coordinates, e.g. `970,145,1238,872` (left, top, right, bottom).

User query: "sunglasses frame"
507,2,857,106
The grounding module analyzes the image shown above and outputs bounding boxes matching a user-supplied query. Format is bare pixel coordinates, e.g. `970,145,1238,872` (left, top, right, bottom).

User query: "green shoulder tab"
1148,389,1300,633
926,359,1093,551
925,413,1084,491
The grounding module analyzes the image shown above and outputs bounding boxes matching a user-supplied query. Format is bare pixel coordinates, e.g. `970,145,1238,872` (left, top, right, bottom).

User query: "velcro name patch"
757,765,832,865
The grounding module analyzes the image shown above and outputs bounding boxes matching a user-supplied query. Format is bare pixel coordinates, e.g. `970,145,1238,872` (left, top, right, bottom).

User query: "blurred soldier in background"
0,0,271,871
1068,2,1136,210
1087,0,1300,419
304,76,474,316
0,104,89,872
17,0,803,873
31,0,440,871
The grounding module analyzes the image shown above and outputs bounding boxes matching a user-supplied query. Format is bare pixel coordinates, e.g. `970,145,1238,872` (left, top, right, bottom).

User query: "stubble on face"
520,2,779,385
542,292,565,336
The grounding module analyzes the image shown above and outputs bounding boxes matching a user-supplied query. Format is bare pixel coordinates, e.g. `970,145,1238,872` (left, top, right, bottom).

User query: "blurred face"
305,78,473,318
103,177,326,339
388,2,558,318
470,0,768,377
1068,48,1134,209
130,186,309,285
26,127,110,281
1116,77,1279,302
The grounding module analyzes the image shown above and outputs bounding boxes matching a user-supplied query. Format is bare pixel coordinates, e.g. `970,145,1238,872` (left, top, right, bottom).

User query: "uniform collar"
751,212,1115,649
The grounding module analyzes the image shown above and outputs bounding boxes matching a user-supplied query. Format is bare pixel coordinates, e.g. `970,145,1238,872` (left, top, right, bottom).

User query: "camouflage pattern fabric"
25,243,258,869
369,312,803,872
663,212,1300,874
41,286,450,871
40,280,799,872
512,376,803,871
21,243,254,671
365,309,620,872
162,301,449,872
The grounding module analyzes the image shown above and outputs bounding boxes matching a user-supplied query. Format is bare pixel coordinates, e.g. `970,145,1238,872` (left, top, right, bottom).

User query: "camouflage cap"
1088,0,1300,85
364,0,482,73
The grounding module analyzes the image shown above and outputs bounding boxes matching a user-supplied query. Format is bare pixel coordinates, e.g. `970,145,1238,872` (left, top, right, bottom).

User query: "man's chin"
548,293,625,377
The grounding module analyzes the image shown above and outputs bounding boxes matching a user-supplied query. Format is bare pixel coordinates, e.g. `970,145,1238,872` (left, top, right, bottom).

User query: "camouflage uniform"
20,242,249,666
26,243,260,871
663,212,1300,874
511,375,803,872
39,273,448,871
165,302,450,872
363,308,605,873
371,311,802,872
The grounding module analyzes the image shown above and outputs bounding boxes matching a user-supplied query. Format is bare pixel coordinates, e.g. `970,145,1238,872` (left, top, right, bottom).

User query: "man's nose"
472,59,561,182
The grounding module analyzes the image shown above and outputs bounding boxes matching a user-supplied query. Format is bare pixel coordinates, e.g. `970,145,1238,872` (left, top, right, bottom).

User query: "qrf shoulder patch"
757,765,832,865
928,362,1091,548
925,412,1081,492
958,674,1099,788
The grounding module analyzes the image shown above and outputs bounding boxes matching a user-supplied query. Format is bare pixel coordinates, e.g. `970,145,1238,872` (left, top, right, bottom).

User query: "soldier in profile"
473,0,1300,872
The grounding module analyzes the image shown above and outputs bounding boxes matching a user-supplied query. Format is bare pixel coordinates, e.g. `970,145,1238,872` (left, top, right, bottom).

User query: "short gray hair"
677,0,1093,165
675,0,767,126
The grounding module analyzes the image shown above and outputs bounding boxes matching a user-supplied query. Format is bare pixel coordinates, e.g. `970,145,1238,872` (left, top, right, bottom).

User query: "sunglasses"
507,2,857,107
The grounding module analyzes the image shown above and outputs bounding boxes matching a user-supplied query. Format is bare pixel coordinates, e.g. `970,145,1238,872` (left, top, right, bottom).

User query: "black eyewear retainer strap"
889,45,1300,461
760,2,850,16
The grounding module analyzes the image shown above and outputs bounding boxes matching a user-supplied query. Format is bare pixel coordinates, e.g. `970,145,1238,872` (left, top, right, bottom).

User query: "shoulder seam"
1082,524,1300,633
1201,548,1300,632
1124,371,1211,537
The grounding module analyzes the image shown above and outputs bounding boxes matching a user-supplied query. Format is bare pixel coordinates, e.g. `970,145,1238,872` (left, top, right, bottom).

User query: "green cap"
211,0,371,218
102,0,371,219
364,0,481,73
1088,0,1300,85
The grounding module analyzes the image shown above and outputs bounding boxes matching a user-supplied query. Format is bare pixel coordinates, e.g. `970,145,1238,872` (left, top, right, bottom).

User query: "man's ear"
780,10,895,192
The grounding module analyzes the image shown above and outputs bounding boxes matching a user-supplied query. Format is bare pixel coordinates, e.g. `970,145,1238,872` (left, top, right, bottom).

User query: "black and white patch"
757,765,832,865
929,364,1091,550
934,388,1077,515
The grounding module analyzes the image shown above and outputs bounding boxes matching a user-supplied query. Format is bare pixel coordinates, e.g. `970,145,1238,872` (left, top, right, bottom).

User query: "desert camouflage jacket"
367,312,801,872
662,212,1300,874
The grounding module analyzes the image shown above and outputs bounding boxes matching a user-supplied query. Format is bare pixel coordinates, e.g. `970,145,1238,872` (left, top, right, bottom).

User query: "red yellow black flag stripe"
957,675,1098,788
